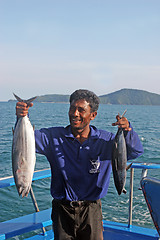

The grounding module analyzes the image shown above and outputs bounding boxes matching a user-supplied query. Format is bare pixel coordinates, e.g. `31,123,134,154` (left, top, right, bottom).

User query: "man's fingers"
16,102,33,117
125,127,132,131
112,122,118,126
112,116,131,131
27,102,33,108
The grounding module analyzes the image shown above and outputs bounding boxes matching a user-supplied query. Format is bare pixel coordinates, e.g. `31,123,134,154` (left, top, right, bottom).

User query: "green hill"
37,89,160,105
99,89,160,105
35,94,70,103
8,89,160,105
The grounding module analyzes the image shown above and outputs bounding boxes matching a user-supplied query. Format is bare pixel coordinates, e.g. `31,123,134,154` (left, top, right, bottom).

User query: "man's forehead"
70,99,90,106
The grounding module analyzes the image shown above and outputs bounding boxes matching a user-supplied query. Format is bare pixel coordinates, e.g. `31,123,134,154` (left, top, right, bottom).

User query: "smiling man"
69,91,98,144
15,89,143,240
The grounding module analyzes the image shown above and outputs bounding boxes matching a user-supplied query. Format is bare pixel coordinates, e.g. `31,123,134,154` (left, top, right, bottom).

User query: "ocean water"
0,102,160,234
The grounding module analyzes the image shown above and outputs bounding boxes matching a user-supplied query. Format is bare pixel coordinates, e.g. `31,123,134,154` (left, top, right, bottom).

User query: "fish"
12,93,36,197
112,110,128,195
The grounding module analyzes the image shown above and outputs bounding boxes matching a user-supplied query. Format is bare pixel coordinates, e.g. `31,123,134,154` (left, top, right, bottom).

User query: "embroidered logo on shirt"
89,159,100,173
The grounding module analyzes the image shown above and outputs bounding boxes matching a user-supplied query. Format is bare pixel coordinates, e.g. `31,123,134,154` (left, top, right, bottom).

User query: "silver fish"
112,110,127,195
12,94,36,197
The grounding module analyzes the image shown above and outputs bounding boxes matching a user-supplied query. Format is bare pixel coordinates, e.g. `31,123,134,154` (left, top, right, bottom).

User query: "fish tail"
26,96,37,104
13,93,23,102
13,93,37,104
118,110,127,119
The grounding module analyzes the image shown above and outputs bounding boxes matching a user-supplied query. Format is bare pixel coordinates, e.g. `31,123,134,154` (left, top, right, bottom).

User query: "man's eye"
78,108,85,113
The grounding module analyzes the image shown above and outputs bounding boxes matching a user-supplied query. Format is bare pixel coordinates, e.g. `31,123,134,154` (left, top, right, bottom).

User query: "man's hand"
112,115,132,131
16,102,33,118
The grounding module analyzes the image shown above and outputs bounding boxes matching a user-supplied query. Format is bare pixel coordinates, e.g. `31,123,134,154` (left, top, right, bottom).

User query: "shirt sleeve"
35,128,51,157
124,124,144,160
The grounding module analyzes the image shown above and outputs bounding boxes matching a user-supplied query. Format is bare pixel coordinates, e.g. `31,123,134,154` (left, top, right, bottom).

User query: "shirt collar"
64,125,100,139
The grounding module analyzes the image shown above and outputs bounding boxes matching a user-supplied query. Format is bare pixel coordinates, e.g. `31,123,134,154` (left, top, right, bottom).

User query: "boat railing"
1,163,160,239
127,162,160,228
1,164,160,227
0,169,53,240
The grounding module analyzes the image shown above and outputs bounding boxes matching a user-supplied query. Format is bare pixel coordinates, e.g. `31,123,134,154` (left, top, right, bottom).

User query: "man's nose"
73,108,79,116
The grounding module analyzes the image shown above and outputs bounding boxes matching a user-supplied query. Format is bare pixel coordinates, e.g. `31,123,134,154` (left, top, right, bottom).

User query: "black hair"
69,89,100,112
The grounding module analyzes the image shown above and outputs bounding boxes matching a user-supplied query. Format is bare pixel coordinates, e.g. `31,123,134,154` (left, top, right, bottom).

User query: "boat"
0,163,160,240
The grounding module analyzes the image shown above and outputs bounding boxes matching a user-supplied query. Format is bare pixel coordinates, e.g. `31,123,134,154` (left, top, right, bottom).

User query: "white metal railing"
127,163,160,228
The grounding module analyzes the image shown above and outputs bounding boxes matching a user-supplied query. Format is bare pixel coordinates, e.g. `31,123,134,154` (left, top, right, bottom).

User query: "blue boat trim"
0,208,52,239
130,162,160,169
103,220,159,240
0,168,51,189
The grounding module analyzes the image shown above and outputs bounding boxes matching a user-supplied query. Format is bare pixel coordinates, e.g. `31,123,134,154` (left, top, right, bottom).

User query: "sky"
0,0,160,101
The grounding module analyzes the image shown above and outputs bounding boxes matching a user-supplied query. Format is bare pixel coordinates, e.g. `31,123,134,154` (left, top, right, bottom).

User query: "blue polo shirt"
35,125,143,201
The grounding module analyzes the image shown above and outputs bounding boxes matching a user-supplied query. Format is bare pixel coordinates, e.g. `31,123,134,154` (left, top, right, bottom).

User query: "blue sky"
0,0,160,101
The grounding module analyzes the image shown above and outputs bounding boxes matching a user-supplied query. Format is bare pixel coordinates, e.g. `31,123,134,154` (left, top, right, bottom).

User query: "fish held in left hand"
112,110,129,195
12,94,36,197
112,127,127,195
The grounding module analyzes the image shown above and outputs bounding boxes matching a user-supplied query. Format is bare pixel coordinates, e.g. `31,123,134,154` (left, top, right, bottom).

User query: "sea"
0,101,160,237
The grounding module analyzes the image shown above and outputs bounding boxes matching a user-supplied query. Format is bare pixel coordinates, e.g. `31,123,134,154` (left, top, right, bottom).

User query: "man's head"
69,89,100,113
69,90,99,135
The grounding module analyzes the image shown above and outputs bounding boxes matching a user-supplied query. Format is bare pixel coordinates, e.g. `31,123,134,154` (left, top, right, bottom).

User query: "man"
16,89,143,240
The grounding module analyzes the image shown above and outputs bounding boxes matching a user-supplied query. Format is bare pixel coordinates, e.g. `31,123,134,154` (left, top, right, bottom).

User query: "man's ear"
90,111,97,120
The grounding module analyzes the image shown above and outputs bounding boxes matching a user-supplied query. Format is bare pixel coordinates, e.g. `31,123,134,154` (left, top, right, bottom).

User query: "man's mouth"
71,117,81,124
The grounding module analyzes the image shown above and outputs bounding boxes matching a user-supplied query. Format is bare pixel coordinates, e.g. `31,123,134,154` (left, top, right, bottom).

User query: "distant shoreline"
5,88,160,106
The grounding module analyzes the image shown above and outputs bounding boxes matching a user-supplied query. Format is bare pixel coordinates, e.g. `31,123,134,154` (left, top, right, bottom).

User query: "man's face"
69,99,97,132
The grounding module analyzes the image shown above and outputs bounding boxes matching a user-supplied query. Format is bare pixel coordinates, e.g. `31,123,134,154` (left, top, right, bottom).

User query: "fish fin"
12,127,14,135
18,186,23,196
113,143,118,171
126,163,133,171
123,188,127,194
21,190,26,198
115,160,118,171
18,157,26,169
23,186,30,197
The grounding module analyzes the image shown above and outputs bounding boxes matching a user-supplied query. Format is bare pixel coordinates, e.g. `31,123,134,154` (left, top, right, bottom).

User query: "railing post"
141,168,148,179
30,186,46,235
128,167,134,228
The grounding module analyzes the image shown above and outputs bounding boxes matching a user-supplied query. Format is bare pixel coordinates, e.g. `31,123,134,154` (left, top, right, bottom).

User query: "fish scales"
112,127,127,195
12,94,36,197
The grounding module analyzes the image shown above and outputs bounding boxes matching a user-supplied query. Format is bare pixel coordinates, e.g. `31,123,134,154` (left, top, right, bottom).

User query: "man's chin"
71,124,82,131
